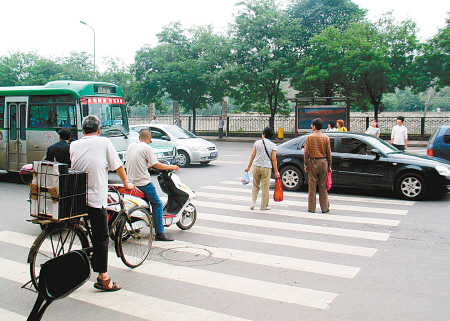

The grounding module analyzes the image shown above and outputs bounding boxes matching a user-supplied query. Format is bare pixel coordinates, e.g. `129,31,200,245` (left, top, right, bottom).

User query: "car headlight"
435,165,450,177
192,146,207,152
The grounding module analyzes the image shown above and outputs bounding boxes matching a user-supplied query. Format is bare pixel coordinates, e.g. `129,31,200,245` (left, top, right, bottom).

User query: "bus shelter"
290,97,355,136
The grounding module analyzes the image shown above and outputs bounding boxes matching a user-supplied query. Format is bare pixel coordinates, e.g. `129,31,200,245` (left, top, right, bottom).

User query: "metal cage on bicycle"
29,161,88,222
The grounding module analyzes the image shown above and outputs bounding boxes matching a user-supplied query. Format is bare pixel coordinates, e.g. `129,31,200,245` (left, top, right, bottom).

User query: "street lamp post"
80,21,96,80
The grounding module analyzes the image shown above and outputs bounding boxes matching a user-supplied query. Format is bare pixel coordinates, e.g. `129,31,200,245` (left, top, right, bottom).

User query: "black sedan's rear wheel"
396,172,427,200
280,166,304,191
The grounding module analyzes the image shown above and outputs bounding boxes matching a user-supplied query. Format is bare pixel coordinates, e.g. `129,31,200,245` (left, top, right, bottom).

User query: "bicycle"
27,184,154,290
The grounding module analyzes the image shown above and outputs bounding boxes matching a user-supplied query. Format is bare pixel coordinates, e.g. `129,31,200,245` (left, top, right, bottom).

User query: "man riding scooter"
126,129,179,241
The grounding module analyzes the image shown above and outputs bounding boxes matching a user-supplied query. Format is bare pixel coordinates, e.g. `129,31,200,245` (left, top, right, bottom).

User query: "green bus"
0,80,129,171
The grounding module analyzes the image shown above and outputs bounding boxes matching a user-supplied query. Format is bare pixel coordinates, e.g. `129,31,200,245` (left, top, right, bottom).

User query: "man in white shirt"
70,115,134,292
126,129,179,241
391,116,408,151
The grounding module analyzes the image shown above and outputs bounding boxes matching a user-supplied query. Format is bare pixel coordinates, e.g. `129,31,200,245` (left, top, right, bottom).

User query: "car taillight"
427,149,434,156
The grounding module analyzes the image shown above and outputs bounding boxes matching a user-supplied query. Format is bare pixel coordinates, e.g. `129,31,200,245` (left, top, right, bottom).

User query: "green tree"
228,0,300,129
420,14,450,89
99,57,136,104
133,22,229,132
0,51,60,86
288,0,366,50
54,51,94,81
292,14,421,119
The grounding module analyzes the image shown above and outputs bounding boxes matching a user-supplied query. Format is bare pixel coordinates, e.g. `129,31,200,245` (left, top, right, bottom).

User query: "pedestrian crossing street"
0,177,415,320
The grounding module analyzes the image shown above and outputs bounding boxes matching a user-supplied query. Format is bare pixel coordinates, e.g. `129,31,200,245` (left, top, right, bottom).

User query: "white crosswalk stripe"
0,258,251,321
196,191,408,215
194,200,402,225
199,213,391,240
0,176,412,319
224,181,415,206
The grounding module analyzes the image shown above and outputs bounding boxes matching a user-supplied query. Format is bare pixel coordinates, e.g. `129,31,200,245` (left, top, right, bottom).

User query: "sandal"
93,277,121,292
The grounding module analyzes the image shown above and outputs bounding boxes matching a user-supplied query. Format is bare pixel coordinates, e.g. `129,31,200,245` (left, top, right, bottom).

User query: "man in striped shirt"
304,118,332,213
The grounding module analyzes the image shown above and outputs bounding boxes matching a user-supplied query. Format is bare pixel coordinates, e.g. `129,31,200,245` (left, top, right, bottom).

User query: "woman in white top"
366,119,381,138
245,127,280,210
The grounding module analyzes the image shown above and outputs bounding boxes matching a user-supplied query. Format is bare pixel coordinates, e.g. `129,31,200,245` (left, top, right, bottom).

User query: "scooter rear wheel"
176,203,197,230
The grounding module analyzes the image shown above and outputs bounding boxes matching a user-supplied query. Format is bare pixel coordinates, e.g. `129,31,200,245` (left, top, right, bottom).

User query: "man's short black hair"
397,116,405,122
312,118,323,130
263,127,273,139
328,120,336,128
58,128,71,141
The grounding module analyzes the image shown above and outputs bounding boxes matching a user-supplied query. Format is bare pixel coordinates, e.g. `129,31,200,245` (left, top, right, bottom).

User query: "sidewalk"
200,135,429,147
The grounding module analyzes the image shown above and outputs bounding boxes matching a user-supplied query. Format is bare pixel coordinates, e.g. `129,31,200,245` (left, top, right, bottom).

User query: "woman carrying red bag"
245,127,280,210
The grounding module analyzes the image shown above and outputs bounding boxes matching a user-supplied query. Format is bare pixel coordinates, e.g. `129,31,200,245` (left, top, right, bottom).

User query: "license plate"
210,152,217,157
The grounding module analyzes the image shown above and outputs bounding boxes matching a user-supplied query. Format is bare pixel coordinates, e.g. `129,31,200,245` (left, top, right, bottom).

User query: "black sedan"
276,132,450,200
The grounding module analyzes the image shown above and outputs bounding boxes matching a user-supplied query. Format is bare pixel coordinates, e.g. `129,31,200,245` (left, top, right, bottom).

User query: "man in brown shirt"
304,118,332,213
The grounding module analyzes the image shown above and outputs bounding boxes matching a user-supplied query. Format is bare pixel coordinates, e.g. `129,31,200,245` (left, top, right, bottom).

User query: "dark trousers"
393,144,405,151
307,158,329,213
218,127,224,138
88,206,109,273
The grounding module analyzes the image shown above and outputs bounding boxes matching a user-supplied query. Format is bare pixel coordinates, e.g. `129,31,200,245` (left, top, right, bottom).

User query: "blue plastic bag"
241,171,250,185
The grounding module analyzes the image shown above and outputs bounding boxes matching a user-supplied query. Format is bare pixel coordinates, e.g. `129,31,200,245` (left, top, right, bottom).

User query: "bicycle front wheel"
116,206,154,268
28,224,89,289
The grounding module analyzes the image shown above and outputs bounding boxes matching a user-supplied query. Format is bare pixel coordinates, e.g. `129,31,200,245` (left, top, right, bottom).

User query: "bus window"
0,98,4,128
29,95,76,128
20,104,26,140
10,105,17,140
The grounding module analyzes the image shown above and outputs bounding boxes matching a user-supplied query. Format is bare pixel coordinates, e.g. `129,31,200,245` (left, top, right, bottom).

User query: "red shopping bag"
326,170,332,190
274,178,283,202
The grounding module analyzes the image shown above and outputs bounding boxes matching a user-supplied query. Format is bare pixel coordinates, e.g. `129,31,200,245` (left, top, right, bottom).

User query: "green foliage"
228,0,299,128
383,87,450,112
132,22,230,130
420,14,450,89
288,0,366,50
291,12,422,118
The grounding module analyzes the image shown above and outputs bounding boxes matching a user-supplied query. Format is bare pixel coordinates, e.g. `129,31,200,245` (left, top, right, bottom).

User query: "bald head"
139,129,151,142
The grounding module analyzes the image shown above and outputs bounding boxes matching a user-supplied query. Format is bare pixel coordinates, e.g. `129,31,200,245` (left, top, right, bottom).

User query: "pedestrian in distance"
150,116,157,124
45,128,72,167
70,115,134,292
391,116,408,151
304,118,332,213
245,127,280,210
218,116,225,139
326,120,337,132
336,119,347,132
366,119,381,138
126,129,180,242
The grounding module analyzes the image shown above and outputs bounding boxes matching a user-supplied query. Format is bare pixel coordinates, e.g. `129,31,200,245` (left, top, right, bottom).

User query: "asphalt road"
0,142,449,321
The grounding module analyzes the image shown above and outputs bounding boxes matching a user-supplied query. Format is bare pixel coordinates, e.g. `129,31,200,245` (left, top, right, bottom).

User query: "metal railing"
129,115,450,137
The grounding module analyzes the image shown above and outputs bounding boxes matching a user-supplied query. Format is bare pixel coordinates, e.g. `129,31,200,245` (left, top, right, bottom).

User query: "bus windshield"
82,100,129,137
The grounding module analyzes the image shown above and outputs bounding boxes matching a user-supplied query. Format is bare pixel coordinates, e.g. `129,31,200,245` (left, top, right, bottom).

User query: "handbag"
274,177,283,201
262,139,274,171
326,170,333,190
241,171,250,185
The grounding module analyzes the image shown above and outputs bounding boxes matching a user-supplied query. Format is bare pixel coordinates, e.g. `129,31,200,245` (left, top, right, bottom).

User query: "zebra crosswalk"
0,177,414,320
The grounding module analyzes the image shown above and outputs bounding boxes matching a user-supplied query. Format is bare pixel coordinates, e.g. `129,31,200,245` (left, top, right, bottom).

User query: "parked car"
130,124,219,167
128,131,176,163
276,132,450,200
427,125,450,161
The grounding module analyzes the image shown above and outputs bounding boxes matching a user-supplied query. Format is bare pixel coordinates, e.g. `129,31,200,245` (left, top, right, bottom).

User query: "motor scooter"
111,159,197,230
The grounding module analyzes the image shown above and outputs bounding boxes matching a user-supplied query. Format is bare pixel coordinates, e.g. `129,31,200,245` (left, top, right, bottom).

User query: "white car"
130,124,219,167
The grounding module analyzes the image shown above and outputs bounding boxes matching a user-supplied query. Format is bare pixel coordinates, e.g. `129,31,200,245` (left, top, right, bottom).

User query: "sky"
1,0,448,71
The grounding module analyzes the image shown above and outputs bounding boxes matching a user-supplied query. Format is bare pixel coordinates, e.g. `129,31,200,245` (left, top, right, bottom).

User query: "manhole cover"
161,247,212,262
157,245,231,267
